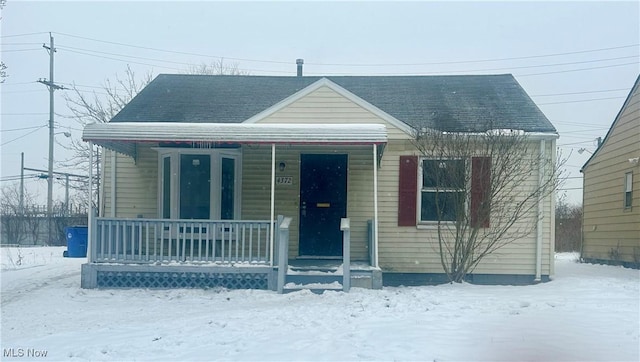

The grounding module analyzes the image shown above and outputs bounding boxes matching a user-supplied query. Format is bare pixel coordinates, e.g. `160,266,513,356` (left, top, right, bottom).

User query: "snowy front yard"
1,247,638,361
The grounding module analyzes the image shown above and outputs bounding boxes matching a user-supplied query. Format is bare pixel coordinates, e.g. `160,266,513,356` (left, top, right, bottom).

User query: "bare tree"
555,196,582,252
185,58,249,75
0,61,7,83
1,0,8,83
62,65,153,210
63,62,249,212
413,129,562,282
1,182,39,244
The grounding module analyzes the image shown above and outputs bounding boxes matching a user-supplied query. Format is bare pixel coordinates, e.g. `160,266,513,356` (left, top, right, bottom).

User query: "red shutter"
471,157,491,228
398,156,418,226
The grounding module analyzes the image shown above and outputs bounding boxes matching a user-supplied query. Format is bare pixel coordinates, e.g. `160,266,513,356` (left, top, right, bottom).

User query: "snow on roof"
83,122,388,156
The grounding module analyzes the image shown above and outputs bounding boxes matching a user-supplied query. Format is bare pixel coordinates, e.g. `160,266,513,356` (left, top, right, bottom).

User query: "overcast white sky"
1,1,639,206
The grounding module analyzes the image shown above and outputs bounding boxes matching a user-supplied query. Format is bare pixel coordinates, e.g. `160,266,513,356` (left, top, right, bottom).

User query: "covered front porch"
81,123,386,291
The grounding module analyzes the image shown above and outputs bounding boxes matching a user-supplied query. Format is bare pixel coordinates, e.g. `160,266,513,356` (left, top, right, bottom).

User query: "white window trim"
154,147,242,220
624,171,633,209
417,157,468,228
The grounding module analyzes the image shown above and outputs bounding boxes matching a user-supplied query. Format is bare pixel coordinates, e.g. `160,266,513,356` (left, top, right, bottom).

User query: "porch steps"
283,267,344,294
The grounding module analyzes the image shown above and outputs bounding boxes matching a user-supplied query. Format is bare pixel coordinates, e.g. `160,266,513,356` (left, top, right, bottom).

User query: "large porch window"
157,148,241,220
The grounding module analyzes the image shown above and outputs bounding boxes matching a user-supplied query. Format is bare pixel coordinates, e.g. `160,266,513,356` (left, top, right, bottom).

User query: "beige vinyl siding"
104,143,376,262
258,86,411,140
102,145,158,218
582,85,640,264
241,144,375,261
377,139,555,275
102,82,556,276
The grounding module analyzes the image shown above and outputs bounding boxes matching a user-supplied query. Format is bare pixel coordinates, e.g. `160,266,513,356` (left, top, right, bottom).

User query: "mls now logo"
3,348,49,358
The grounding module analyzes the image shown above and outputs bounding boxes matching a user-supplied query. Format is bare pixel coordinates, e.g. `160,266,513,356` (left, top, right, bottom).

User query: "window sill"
416,221,455,230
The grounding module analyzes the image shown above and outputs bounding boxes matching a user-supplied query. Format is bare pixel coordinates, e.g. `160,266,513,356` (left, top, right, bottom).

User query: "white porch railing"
91,218,273,264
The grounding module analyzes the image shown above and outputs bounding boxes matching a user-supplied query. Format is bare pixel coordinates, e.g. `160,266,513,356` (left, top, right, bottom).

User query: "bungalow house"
581,75,639,268
80,72,558,291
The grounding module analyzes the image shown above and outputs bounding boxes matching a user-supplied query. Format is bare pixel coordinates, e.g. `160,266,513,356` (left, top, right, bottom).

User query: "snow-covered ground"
1,247,638,362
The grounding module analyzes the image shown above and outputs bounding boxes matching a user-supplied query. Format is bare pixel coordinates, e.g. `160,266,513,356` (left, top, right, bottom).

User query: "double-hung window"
624,172,633,209
420,159,466,222
398,155,491,227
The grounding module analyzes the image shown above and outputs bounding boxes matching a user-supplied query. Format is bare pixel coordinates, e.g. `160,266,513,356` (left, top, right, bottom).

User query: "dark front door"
299,154,348,257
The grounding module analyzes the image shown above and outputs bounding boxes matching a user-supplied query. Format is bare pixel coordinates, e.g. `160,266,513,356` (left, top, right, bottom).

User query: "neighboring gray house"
81,73,558,290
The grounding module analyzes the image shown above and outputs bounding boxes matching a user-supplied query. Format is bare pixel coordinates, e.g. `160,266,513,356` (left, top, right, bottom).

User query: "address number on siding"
276,176,293,185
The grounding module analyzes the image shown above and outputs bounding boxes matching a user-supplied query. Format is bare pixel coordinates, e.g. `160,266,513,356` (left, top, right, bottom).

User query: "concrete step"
282,281,344,294
286,272,343,286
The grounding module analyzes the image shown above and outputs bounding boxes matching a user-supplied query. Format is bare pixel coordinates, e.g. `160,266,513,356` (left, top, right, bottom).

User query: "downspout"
110,150,116,217
373,144,380,268
535,139,545,282
549,138,557,279
269,143,276,267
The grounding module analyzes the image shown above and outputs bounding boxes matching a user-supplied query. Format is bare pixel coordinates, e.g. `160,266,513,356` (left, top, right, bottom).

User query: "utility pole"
20,152,24,215
37,33,64,244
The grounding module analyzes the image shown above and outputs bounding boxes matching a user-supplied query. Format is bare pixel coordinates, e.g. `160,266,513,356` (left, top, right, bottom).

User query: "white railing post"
91,217,274,265
277,217,292,294
89,212,97,262
341,218,350,292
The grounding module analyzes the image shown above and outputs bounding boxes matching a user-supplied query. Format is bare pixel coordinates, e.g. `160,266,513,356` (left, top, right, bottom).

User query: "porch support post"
341,218,351,292
87,141,94,263
110,150,116,217
372,144,379,268
269,143,276,266
277,217,292,294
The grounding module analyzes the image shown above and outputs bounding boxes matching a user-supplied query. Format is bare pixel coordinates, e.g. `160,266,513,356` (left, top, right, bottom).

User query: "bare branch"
184,58,250,76
413,128,563,282
61,66,153,209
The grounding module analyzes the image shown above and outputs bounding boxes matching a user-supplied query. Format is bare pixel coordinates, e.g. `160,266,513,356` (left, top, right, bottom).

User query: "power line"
307,44,640,66
1,112,49,116
57,45,201,67
0,32,50,38
58,47,292,74
0,125,47,146
1,81,38,86
54,31,638,68
57,43,638,75
557,140,595,146
530,88,631,97
550,119,610,127
0,42,45,46
0,173,40,181
1,124,47,132
58,47,187,72
54,31,292,65
538,96,627,105
2,89,47,94
0,48,42,53
517,61,638,77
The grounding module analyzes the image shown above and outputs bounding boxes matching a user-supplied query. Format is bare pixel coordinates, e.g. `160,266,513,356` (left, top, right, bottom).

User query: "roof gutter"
417,128,559,140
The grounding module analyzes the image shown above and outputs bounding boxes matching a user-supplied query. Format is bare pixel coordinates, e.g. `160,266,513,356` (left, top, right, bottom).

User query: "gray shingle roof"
111,74,556,133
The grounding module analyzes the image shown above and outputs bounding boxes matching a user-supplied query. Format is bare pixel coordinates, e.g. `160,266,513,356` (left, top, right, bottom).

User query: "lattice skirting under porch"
82,264,276,290
97,271,269,289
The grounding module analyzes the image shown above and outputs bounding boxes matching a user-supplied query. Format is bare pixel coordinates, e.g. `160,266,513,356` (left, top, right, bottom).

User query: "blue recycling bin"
64,226,88,258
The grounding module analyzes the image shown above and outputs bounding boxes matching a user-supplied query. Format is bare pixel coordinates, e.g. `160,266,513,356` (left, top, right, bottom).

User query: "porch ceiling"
83,122,388,157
